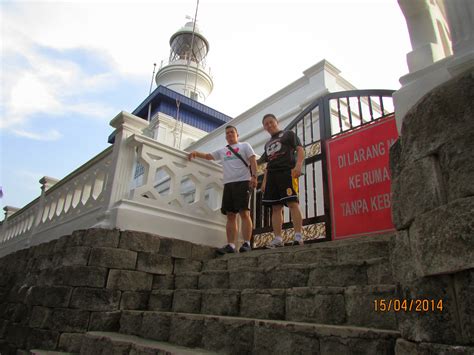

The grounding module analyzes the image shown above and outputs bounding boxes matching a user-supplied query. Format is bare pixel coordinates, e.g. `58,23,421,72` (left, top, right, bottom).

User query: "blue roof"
108,85,232,143
133,85,231,130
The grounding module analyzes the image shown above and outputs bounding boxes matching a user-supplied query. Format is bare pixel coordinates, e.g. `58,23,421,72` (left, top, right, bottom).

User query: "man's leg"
288,201,303,244
239,210,253,252
216,212,238,255
239,210,252,243
266,204,284,248
226,212,238,245
271,204,283,237
287,202,303,233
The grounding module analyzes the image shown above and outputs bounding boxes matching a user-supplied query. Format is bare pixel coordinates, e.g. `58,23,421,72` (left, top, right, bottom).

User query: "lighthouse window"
190,91,199,101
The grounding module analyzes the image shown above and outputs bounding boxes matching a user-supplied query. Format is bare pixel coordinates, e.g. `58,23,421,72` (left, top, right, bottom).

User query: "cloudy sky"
0,0,412,211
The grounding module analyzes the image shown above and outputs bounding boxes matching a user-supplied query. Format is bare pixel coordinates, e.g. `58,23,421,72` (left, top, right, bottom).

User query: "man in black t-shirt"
260,113,305,248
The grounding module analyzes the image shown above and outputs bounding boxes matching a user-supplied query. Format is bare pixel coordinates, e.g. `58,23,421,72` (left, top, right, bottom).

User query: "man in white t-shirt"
188,125,258,254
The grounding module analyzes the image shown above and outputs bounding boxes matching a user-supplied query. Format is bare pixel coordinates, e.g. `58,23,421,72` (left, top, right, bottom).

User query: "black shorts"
221,181,251,215
262,170,299,206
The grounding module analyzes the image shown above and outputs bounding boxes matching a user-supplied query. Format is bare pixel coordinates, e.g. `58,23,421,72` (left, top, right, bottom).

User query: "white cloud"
1,13,119,131
68,102,115,119
8,73,62,117
11,128,62,141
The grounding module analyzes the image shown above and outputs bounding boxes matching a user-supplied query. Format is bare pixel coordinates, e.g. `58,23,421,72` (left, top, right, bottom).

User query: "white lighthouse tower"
155,20,213,102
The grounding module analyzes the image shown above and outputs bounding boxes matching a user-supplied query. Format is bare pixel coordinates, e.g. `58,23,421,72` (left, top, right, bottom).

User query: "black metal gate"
251,89,395,248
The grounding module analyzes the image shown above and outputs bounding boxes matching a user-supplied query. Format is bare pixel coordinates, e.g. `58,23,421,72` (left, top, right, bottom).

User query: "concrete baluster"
24,176,59,248
0,206,20,243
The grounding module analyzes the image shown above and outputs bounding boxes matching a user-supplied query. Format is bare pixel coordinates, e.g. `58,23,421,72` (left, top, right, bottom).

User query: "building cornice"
303,59,341,78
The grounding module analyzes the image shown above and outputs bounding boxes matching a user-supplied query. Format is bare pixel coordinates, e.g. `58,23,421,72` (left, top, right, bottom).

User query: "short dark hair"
262,113,277,123
225,125,238,133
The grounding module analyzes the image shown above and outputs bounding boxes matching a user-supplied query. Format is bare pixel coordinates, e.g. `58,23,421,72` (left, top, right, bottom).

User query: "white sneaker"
265,238,284,249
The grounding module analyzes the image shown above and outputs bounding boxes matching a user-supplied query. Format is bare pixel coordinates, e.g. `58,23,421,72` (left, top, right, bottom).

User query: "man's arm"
188,151,214,161
261,168,268,193
291,146,305,179
249,155,258,188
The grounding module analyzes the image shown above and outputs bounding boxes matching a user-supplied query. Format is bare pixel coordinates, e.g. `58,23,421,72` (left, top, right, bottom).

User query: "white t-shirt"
211,142,256,184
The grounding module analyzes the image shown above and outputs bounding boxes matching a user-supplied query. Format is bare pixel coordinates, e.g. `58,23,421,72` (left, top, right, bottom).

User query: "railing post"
39,176,59,192
142,113,161,140
3,206,19,219
24,176,59,248
318,97,332,241
95,111,148,228
0,206,20,243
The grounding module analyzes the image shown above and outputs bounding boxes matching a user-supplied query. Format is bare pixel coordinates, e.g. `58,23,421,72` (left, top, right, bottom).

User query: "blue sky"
0,0,411,212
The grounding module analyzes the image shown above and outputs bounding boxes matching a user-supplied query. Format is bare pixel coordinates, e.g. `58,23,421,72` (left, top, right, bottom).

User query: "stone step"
22,351,75,355
80,331,217,355
119,311,400,355
149,285,398,330
171,257,393,292
202,234,393,272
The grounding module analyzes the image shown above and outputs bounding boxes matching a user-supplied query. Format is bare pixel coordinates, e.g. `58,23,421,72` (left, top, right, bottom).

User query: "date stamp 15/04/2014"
374,299,444,312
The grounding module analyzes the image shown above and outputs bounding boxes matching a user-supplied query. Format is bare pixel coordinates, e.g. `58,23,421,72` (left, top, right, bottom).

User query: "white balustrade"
105,132,227,247
34,148,112,230
0,147,113,256
1,205,28,243
0,111,227,257
129,134,223,212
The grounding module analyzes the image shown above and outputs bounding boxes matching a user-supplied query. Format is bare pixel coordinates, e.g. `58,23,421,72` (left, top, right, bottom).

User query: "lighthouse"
125,18,229,150
155,20,213,102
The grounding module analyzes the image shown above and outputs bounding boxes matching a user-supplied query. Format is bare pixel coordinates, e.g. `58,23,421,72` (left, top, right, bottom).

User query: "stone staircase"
84,233,400,354
0,229,401,354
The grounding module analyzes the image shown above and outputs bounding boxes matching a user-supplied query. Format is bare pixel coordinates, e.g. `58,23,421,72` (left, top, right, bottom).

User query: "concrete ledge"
111,199,226,248
83,331,217,355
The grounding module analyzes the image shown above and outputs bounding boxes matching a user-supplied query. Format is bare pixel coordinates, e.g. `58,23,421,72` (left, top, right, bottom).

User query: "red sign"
326,115,398,239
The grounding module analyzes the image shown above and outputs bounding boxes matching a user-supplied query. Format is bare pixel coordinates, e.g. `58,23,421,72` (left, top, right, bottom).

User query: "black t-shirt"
261,130,302,171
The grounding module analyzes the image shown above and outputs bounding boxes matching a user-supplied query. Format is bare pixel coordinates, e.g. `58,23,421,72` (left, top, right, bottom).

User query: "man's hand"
291,164,302,179
249,176,257,189
188,151,198,160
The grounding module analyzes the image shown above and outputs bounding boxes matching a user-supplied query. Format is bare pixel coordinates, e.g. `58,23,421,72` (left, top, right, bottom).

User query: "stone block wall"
0,228,214,354
390,71,474,351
